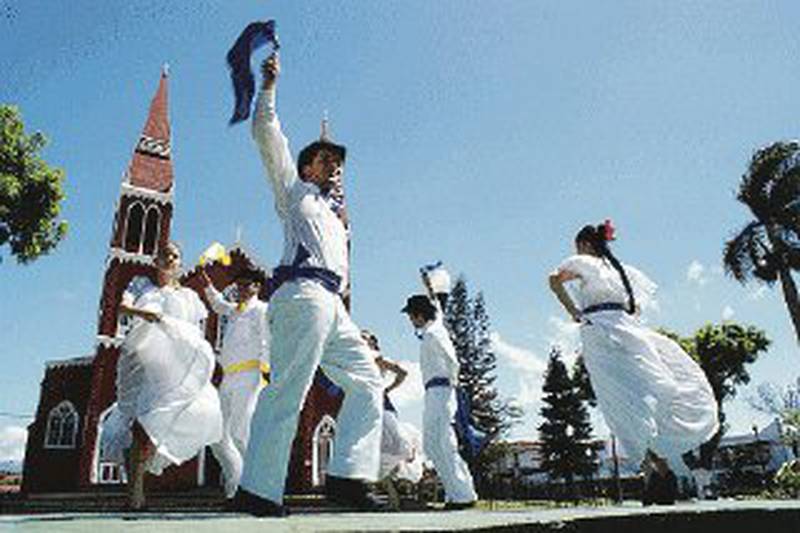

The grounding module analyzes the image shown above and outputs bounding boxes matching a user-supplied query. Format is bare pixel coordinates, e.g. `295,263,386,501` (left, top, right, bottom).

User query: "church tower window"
123,202,145,253
142,206,160,256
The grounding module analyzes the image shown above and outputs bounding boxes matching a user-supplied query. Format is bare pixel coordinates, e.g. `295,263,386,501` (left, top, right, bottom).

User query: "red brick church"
22,69,343,496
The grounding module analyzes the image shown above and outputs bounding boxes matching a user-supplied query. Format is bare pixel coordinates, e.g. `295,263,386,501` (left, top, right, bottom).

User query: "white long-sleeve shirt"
204,286,270,369
419,317,460,386
251,87,349,293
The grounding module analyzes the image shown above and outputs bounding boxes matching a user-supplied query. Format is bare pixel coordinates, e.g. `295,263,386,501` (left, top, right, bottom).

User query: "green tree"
444,277,522,488
538,347,597,494
723,141,800,343
572,355,597,408
663,323,771,466
0,105,67,264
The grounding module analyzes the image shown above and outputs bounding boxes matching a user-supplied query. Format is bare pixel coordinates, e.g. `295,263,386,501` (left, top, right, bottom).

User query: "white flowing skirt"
379,409,423,482
101,317,223,474
580,311,719,474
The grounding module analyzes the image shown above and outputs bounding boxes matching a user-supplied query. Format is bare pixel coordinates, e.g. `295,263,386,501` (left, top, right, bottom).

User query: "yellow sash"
223,359,270,386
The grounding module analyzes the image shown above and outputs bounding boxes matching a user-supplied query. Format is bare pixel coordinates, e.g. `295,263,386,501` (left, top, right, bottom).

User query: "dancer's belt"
272,265,341,294
582,302,626,315
425,377,452,390
223,359,270,386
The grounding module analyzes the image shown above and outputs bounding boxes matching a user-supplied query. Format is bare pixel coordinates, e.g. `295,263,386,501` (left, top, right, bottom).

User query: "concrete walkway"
2,499,800,532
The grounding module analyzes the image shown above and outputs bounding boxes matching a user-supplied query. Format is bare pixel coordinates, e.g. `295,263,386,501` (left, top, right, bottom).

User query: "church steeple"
110,69,175,258
128,67,173,193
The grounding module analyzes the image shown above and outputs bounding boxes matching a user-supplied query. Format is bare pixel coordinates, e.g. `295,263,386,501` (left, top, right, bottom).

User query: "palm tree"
724,141,800,343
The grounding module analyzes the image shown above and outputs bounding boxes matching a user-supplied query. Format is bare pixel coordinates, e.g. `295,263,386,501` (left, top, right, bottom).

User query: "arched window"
142,207,160,256
45,401,79,449
93,406,128,484
311,415,337,487
124,203,145,253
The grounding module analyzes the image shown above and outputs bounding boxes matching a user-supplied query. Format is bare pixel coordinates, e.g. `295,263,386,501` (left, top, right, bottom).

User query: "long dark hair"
575,221,636,314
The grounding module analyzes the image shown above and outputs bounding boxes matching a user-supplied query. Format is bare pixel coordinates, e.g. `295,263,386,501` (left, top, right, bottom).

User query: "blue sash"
425,377,451,389
582,302,626,314
270,244,341,295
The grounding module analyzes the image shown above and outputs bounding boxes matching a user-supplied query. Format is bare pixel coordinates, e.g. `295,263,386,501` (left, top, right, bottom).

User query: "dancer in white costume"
548,221,719,503
102,242,223,510
361,330,423,509
234,53,384,517
200,266,270,498
402,295,478,509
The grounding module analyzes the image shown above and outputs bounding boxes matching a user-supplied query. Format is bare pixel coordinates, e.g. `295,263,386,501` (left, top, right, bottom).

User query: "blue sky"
1,1,799,462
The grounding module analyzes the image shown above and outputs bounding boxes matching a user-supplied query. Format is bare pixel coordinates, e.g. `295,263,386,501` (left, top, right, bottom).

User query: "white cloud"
687,260,708,286
544,316,581,367
0,426,27,462
490,332,547,377
490,332,552,439
722,305,735,321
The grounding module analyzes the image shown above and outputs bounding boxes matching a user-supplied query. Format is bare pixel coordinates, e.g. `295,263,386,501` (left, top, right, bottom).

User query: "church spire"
127,68,173,193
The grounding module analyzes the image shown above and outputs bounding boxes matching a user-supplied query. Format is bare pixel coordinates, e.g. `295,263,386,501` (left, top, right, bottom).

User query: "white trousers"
240,281,383,504
211,370,263,497
423,387,477,503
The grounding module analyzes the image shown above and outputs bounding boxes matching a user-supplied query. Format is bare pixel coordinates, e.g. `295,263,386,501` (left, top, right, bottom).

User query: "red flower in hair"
603,219,616,241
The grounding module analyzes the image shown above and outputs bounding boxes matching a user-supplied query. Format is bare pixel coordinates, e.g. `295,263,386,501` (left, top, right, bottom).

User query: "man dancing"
200,266,269,498
401,292,477,510
234,53,384,516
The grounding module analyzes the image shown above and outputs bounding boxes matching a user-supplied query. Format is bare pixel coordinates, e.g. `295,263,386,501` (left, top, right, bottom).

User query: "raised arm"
421,270,443,315
375,356,408,394
199,270,236,316
251,53,297,218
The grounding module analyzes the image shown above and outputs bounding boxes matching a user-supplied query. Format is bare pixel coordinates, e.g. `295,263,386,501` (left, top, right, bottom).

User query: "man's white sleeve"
251,87,298,218
204,286,236,317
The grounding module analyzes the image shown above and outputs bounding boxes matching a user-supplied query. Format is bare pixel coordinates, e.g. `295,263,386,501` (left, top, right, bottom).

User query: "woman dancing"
102,242,223,509
548,221,718,504
361,330,422,509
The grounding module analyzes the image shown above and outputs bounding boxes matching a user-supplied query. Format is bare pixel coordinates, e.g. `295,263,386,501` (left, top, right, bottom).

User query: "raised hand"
261,53,280,89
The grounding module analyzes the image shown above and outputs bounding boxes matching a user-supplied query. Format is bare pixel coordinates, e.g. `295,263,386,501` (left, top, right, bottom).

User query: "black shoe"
325,475,386,511
642,471,656,506
654,471,678,505
231,488,289,517
643,471,677,506
443,501,476,511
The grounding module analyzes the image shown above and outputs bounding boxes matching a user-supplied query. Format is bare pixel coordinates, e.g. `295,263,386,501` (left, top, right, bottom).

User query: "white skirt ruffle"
101,317,223,474
580,311,718,474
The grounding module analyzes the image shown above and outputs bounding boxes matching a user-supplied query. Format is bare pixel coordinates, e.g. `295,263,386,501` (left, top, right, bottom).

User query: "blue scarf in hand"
227,20,280,125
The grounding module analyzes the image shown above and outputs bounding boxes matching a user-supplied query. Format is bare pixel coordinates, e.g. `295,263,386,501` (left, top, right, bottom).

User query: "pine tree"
444,277,522,487
472,292,522,439
538,347,597,494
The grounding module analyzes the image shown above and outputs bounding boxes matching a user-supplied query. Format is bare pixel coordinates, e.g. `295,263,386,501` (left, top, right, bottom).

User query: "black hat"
401,294,437,315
